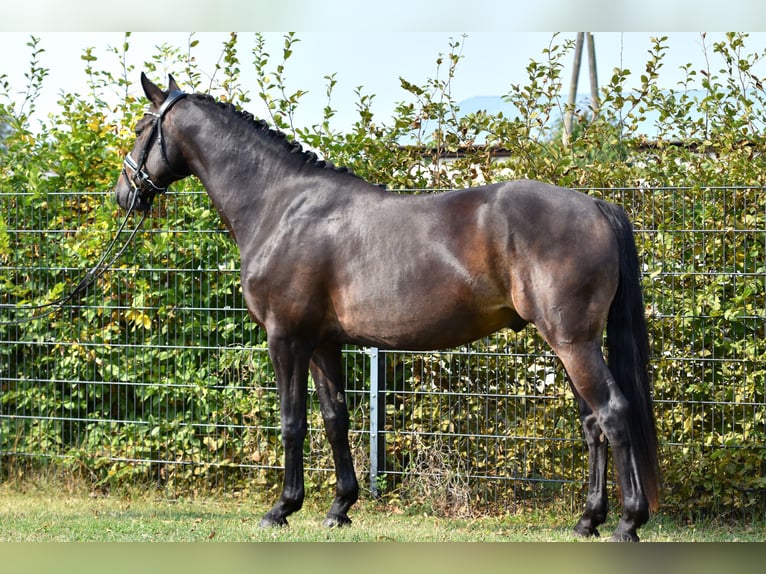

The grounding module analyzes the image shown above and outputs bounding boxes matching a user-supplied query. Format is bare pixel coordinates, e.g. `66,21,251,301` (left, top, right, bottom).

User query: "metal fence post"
368,346,386,497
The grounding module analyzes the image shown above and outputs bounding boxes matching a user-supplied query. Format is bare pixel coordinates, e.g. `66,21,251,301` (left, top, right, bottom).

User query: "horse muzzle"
115,153,167,212
114,176,154,212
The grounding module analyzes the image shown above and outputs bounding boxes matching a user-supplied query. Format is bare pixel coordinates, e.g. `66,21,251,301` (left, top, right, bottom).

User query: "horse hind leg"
310,342,359,527
572,394,609,538
553,341,650,541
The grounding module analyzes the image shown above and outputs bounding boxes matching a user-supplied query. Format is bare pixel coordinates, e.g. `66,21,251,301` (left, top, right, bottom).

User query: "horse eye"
135,117,152,136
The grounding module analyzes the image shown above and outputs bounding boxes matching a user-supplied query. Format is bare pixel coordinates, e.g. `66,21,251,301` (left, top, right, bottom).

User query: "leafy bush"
1,32,764,518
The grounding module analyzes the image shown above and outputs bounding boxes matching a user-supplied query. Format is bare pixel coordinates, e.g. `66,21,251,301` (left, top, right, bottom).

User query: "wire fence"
1,185,764,516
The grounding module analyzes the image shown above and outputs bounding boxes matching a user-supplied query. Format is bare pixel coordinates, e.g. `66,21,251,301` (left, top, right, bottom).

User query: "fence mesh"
1,185,764,517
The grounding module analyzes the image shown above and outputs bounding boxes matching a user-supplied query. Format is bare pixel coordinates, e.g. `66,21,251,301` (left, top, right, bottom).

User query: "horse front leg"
259,335,312,528
310,342,359,527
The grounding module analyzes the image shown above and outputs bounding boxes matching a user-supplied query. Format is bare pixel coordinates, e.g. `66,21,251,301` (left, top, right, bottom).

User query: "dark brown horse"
114,74,659,541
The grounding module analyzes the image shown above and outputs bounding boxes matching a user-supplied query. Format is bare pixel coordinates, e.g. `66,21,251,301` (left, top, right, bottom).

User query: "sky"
2,0,763,32
2,0,765,133
3,31,766,134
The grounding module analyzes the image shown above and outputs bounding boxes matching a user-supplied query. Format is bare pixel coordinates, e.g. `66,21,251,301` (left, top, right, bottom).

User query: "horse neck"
176,101,358,243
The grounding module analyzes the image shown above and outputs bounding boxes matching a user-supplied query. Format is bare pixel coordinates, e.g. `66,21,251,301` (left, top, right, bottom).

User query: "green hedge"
1,33,765,517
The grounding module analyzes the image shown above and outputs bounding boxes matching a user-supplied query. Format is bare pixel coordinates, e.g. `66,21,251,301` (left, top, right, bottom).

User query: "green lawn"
1,484,763,542
3,484,766,574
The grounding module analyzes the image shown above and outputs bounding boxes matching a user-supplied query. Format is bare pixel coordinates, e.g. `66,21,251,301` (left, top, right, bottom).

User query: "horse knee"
323,411,350,444
281,419,307,447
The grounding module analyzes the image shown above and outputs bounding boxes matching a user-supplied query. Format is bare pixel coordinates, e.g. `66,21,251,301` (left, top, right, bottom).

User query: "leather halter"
122,90,188,207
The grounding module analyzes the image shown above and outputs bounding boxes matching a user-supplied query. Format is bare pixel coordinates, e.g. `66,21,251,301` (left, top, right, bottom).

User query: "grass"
1,480,764,542
4,481,765,574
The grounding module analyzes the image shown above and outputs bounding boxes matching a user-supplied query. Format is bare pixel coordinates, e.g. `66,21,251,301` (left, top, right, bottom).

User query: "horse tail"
595,199,660,512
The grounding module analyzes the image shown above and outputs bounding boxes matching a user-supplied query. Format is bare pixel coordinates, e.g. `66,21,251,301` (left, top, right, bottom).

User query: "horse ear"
168,74,180,92
140,72,165,106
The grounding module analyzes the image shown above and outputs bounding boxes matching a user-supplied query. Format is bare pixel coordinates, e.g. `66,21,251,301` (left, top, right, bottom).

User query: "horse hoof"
573,521,600,538
609,529,639,542
259,515,288,528
323,515,352,528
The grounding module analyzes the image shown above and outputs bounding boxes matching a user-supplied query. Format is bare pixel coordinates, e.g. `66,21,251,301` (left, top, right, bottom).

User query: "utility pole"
563,33,584,147
563,32,599,146
586,32,600,114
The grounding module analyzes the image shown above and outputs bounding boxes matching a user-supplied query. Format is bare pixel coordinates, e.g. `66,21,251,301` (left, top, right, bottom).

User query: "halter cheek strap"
153,90,188,177
123,90,188,203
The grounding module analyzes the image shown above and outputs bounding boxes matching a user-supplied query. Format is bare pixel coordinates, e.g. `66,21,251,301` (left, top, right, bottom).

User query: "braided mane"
191,93,357,178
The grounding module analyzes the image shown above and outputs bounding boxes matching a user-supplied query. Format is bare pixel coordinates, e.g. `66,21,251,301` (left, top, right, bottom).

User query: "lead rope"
1,91,188,327
0,190,147,326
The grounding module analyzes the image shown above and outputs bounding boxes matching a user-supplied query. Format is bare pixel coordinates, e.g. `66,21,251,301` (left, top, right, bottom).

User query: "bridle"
121,89,188,209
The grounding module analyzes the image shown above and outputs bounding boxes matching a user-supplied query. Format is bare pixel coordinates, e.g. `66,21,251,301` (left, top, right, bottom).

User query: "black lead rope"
2,90,188,327
0,191,147,327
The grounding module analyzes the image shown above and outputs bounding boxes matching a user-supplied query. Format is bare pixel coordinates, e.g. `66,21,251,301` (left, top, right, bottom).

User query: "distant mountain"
457,95,520,118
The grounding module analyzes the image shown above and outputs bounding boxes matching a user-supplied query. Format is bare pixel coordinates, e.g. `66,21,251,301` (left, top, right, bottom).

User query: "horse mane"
190,93,359,179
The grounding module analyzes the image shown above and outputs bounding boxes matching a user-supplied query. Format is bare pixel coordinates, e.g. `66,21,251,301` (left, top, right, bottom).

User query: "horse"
114,73,659,541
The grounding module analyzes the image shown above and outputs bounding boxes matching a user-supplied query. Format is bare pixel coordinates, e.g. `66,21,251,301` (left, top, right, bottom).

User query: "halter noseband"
122,90,188,207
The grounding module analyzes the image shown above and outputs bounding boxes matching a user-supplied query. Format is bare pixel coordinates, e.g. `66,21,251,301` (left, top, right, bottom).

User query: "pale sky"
3,31,765,133
1,0,763,32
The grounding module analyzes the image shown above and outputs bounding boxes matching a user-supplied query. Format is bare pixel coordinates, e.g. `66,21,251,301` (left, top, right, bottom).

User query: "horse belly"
332,268,520,350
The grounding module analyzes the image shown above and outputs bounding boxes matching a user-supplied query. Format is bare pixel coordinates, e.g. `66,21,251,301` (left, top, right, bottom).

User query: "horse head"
114,73,190,212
